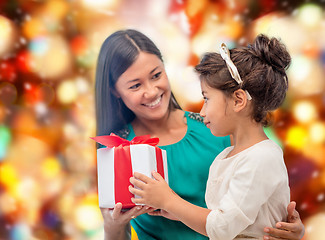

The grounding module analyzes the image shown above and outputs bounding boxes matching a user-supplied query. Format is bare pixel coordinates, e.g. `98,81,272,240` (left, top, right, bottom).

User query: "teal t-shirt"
117,111,231,240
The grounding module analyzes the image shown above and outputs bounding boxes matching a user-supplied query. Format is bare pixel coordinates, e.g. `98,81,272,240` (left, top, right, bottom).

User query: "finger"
264,227,292,239
148,211,163,216
129,185,144,196
131,197,145,204
111,202,123,220
133,172,152,183
275,221,300,232
130,177,147,189
152,171,164,181
287,201,296,217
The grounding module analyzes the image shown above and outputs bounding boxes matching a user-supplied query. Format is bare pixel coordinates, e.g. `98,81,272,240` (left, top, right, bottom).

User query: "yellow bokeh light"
297,4,323,28
74,194,102,231
41,157,61,178
309,122,325,144
293,101,318,124
57,80,78,104
286,126,308,149
81,0,119,10
0,15,16,56
0,163,19,189
22,17,46,39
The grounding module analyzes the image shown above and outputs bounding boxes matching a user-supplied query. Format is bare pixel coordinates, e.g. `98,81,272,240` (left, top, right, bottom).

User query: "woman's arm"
263,201,305,240
129,171,211,236
101,203,153,240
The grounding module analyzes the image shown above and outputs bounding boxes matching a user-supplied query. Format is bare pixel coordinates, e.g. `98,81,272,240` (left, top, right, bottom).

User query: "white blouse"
205,139,290,240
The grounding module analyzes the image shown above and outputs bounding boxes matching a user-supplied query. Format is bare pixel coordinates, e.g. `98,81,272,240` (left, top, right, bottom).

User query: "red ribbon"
91,133,165,209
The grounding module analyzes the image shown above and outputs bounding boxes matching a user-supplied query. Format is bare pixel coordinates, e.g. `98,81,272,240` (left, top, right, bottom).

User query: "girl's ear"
232,89,248,112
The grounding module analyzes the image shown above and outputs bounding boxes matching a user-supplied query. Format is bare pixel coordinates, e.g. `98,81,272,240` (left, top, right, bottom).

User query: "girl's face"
200,80,233,136
115,52,171,121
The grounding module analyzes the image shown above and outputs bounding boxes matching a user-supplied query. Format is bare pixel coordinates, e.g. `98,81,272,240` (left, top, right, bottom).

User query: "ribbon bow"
219,43,252,100
91,133,159,148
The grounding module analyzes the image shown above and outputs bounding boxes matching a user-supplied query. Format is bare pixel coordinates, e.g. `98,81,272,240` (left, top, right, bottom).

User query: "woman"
95,29,304,240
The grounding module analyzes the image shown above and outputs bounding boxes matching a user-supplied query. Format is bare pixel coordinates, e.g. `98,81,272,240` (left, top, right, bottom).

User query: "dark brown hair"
195,34,291,126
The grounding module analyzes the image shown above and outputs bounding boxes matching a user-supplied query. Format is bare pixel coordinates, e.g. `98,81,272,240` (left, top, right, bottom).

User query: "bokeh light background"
0,0,325,239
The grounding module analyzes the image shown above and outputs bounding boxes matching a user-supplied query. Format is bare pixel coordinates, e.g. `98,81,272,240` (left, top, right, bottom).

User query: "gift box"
91,133,168,209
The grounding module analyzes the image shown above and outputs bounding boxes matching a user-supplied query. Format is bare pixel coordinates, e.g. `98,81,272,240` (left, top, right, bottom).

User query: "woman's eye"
152,72,162,79
129,83,141,89
203,96,208,103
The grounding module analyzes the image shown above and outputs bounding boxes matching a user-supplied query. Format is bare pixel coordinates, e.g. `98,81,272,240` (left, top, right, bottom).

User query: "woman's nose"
143,83,158,98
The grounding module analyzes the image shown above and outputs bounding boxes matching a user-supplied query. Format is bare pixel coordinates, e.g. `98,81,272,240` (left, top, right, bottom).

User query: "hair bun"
250,34,291,72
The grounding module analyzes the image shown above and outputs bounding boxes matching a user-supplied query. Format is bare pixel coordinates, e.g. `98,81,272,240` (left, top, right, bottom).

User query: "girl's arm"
129,171,211,236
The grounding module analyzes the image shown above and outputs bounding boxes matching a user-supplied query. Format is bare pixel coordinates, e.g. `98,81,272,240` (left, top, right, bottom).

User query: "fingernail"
264,228,269,233
264,237,269,240
145,206,150,210
136,206,141,210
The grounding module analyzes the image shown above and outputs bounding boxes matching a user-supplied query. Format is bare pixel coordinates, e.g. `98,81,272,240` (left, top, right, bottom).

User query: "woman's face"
115,52,171,121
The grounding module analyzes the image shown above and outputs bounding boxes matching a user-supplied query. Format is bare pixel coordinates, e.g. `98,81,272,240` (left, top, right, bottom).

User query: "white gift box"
97,143,168,209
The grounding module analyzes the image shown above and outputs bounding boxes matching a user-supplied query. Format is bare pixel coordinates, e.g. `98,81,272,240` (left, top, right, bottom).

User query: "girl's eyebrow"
126,66,160,84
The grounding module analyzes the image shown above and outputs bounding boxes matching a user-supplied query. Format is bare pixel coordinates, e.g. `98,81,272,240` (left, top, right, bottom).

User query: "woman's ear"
111,88,120,98
232,89,248,112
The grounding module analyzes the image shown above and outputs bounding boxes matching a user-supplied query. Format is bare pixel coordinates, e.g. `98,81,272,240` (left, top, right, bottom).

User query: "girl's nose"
200,103,206,117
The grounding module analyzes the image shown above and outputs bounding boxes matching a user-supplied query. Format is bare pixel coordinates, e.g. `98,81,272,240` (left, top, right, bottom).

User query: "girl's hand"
100,203,153,240
129,171,176,210
263,201,305,240
148,209,180,221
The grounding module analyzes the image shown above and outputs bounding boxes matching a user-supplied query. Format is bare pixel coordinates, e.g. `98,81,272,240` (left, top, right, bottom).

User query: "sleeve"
205,146,285,240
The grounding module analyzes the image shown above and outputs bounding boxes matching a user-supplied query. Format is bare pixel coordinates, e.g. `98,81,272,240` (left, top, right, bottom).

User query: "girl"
129,34,295,240
95,29,304,240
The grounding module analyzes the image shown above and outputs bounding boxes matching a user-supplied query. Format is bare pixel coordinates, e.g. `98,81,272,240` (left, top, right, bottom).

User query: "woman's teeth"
144,96,162,107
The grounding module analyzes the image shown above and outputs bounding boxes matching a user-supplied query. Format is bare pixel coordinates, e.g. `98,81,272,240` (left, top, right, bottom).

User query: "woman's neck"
131,109,187,145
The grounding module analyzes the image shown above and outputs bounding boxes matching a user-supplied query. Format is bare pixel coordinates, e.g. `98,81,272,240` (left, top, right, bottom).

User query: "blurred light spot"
22,17,46,39
81,0,118,9
41,157,61,179
9,223,32,240
0,192,17,214
74,195,102,231
297,4,322,28
293,101,317,124
0,163,19,188
0,15,16,57
57,80,78,104
310,122,325,144
305,212,325,239
0,125,11,160
317,193,325,202
286,126,308,149
288,56,312,82
0,82,17,105
29,37,49,56
34,102,48,117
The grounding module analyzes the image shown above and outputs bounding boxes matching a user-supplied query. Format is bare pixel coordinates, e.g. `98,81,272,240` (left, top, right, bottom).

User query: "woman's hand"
101,202,154,240
129,171,176,210
263,201,305,240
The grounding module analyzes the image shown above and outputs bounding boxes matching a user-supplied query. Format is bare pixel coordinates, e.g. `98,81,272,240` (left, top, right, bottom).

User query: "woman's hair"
195,34,291,126
95,29,181,137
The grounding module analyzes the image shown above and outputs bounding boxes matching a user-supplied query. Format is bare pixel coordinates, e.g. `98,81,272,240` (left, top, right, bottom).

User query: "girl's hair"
95,29,181,137
195,34,291,126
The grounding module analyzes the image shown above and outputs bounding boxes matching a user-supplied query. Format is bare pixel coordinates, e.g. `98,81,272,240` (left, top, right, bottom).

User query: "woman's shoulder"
114,125,131,139
186,111,204,123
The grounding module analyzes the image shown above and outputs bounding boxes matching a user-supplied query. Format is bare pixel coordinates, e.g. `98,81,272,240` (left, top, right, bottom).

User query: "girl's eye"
129,83,141,89
152,72,162,79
